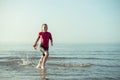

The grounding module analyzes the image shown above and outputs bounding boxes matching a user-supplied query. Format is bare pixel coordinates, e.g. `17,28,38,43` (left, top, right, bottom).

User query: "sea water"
0,43,120,80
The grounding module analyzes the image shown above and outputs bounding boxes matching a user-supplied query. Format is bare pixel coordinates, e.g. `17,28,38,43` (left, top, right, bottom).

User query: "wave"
0,58,93,67
0,58,120,68
1,50,120,55
96,64,120,67
0,58,35,66
0,56,120,61
48,63,120,68
85,50,120,52
49,57,120,60
47,63,93,67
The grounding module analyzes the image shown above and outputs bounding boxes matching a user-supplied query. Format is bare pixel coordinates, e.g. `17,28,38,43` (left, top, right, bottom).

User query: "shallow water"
0,43,120,80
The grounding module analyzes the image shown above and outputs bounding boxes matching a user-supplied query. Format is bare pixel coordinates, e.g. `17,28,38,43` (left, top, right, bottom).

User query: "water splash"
19,55,34,66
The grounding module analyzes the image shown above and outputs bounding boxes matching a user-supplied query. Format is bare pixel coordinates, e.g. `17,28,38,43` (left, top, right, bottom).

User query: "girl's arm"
33,36,40,48
49,33,53,46
50,39,53,46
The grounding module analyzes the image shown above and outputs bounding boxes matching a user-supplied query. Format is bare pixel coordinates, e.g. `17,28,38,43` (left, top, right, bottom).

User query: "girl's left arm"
50,39,53,46
50,33,53,46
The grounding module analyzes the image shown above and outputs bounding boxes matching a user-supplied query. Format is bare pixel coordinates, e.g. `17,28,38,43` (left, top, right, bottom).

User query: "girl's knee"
45,52,49,56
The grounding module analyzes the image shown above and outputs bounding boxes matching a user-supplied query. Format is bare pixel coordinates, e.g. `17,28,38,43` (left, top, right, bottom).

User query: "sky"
0,0,120,44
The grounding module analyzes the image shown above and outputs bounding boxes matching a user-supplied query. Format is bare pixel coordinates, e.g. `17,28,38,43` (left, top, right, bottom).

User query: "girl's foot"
41,66,45,69
35,64,41,68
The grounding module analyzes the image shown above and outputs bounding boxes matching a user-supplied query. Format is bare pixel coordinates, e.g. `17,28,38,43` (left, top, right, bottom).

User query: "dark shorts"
40,45,49,51
40,45,48,56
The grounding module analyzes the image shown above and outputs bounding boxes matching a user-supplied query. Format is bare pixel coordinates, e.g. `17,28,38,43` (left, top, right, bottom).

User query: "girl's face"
42,24,48,32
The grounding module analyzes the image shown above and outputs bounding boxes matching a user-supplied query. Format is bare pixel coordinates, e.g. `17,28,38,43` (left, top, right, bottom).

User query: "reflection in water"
40,69,49,80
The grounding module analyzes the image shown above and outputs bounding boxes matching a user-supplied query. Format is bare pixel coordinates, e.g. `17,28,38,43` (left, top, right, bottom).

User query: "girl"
33,23,53,69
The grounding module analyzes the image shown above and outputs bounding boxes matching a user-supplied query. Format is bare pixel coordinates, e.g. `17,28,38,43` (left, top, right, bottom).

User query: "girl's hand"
33,44,38,50
51,42,53,46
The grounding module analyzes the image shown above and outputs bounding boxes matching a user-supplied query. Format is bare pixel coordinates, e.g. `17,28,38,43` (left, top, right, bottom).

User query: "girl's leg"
36,48,45,68
41,51,49,69
36,55,44,68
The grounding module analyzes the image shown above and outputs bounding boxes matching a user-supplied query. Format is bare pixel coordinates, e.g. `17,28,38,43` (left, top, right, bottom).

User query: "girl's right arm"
33,36,40,48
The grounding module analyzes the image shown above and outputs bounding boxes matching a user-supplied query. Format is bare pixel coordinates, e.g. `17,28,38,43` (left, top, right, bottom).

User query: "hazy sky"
0,0,120,44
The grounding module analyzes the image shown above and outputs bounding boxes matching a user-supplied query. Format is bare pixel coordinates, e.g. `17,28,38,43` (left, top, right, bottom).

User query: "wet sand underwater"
0,43,120,80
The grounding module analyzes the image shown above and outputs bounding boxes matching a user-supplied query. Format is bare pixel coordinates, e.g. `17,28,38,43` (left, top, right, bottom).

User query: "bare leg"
36,55,44,68
41,51,49,69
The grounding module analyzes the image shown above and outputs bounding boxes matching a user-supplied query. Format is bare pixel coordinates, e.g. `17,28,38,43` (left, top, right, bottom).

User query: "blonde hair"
41,23,48,32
